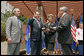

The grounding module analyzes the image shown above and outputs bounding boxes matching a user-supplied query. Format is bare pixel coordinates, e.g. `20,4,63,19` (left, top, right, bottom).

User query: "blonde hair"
47,14,54,19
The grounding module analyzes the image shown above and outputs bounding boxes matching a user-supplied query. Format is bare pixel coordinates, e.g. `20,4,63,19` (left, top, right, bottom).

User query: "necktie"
17,18,21,38
36,20,41,28
17,18,21,28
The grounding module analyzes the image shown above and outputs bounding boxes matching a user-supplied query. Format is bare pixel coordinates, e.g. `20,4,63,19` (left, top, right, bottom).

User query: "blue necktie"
17,18,21,28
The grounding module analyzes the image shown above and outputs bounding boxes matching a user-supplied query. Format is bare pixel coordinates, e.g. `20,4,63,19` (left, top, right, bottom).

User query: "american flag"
71,14,77,42
71,14,79,54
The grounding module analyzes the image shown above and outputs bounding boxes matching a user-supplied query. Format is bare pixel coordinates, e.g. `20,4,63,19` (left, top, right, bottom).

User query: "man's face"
14,10,20,17
34,12,40,19
58,10,64,18
36,13,40,19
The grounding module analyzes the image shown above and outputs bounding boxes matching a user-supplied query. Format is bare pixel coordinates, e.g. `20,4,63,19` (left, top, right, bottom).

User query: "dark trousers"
30,40,42,55
61,44,73,55
45,41,54,51
78,44,83,55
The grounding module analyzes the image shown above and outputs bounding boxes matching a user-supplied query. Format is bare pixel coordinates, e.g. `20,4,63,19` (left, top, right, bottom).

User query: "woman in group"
42,14,56,55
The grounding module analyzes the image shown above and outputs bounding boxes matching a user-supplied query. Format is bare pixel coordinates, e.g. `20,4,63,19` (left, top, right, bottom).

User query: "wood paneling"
7,1,83,20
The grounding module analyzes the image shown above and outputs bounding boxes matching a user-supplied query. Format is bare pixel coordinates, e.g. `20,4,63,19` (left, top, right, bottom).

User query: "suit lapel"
14,16,21,29
35,19,41,28
18,19,21,29
13,16,19,26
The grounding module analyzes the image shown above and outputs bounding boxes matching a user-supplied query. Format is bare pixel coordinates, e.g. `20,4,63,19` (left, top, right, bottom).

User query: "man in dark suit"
28,12,42,55
54,6,73,55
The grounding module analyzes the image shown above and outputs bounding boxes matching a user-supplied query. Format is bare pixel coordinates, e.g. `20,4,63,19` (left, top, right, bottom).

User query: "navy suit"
28,18,42,55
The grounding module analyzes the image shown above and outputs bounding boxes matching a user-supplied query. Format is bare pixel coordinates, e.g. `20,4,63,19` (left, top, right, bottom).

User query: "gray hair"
60,6,68,12
13,8,20,13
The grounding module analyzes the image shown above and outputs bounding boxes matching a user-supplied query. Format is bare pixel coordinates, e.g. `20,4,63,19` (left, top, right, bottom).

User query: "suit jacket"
6,16,23,43
28,18,42,41
56,13,73,44
43,23,56,42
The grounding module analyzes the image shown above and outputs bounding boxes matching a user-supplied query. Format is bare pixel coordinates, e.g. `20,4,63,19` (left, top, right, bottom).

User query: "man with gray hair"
53,6,73,55
6,8,24,55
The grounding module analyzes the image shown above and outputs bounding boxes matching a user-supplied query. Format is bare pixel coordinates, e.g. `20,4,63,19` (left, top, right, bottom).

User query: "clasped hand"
42,28,50,32
52,27,56,30
42,27,56,32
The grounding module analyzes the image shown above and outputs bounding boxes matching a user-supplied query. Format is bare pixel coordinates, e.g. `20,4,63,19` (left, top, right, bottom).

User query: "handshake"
42,27,56,32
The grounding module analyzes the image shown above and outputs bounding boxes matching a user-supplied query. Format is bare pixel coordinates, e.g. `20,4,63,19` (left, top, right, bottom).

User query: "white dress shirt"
14,16,21,28
61,12,67,18
76,28,83,42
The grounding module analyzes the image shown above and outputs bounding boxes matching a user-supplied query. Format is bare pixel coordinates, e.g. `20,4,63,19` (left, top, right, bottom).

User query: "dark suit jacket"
56,13,73,44
28,18,42,41
43,23,56,43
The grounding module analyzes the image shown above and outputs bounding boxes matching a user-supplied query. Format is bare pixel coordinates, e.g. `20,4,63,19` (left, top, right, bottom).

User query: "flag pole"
79,9,82,22
70,9,73,15
70,9,79,54
79,9,81,15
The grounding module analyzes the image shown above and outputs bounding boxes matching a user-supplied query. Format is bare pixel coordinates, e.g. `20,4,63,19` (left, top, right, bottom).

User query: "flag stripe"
71,14,79,54
71,29,76,37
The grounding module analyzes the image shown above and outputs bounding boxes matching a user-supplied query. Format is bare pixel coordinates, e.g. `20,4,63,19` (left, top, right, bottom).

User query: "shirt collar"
62,12,67,18
79,28,83,31
14,15,18,19
33,17,36,20
33,17,39,21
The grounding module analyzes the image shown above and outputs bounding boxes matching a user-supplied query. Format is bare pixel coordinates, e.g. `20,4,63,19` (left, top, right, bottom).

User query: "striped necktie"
36,19,41,28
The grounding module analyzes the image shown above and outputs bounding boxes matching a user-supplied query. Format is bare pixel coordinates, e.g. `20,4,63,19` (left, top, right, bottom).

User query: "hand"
42,28,46,32
42,28,46,30
52,27,56,30
76,41,79,45
7,38,12,44
21,38,25,43
46,28,50,32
